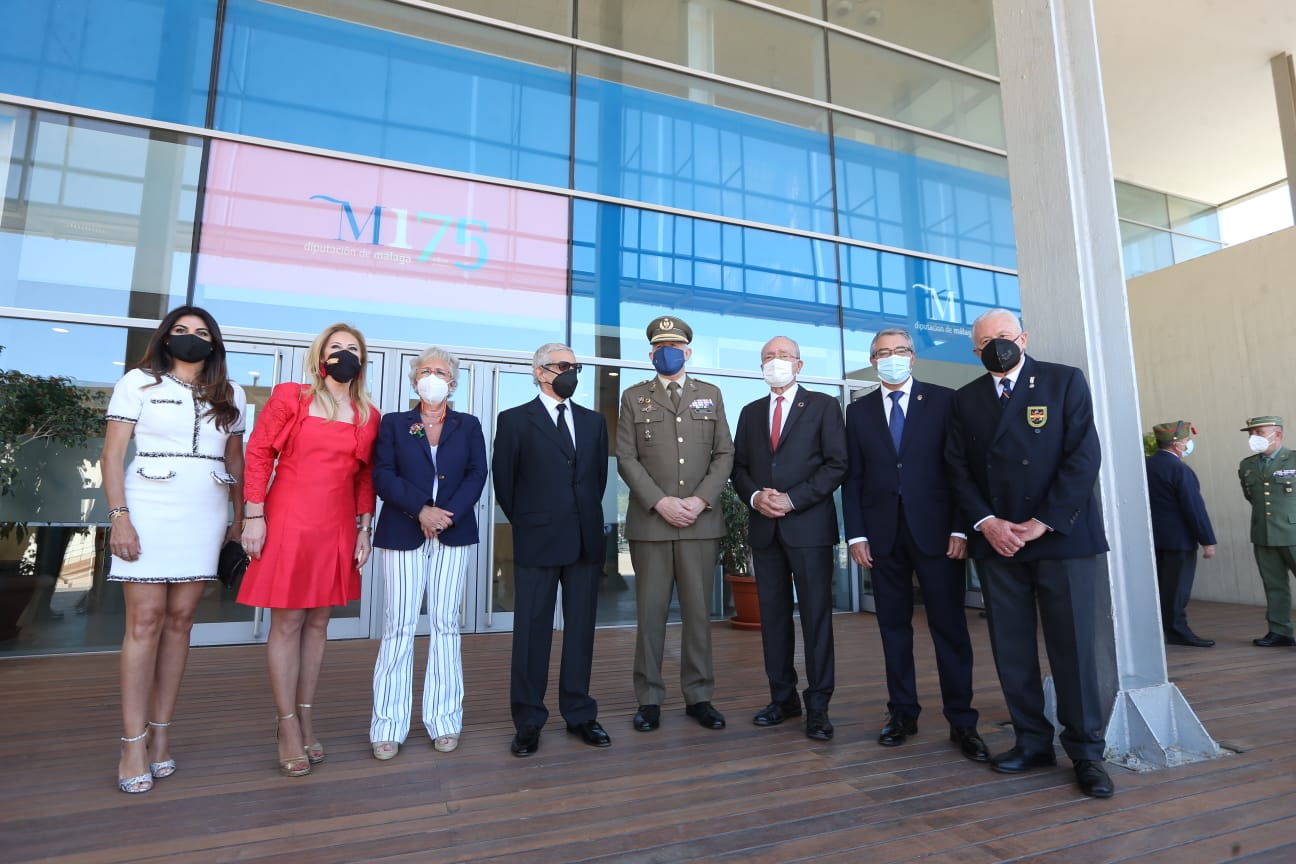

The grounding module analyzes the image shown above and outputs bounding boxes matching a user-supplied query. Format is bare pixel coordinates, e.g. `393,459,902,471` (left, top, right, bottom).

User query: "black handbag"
217,539,249,590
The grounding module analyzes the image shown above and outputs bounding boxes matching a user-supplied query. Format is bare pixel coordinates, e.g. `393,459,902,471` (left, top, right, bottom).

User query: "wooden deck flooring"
1,600,1293,863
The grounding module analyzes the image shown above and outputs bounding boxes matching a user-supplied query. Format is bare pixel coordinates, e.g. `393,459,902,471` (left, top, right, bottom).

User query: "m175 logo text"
309,195,488,270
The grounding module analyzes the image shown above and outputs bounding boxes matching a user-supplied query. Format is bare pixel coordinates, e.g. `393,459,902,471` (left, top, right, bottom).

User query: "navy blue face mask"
652,345,686,376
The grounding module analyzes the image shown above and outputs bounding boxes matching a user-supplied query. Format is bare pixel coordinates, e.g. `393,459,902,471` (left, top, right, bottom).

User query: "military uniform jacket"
616,375,734,541
1238,447,1296,546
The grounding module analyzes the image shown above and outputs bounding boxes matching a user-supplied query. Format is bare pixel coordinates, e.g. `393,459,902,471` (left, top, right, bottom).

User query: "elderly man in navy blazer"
1146,420,1217,647
493,343,610,757
732,336,847,741
945,308,1114,799
842,327,988,762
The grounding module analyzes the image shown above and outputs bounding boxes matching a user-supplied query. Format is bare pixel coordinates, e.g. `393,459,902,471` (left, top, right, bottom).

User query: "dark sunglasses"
543,362,582,374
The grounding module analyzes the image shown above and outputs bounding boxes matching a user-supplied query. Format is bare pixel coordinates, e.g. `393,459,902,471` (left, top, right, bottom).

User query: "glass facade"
0,0,1014,656
1115,180,1224,278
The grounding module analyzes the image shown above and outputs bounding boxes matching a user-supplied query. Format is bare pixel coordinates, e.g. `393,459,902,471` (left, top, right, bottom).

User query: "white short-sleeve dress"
106,370,248,582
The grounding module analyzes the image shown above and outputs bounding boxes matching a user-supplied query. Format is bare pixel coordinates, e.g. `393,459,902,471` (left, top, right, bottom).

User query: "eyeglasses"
871,347,914,360
542,362,582,374
415,367,452,381
761,352,800,363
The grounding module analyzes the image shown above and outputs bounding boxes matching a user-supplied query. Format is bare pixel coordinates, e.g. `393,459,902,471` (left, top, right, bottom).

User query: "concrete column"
1271,53,1296,222
990,0,1220,768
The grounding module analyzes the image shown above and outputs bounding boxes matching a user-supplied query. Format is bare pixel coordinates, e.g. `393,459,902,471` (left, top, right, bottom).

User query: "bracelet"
243,514,265,520
108,507,130,520
357,525,372,533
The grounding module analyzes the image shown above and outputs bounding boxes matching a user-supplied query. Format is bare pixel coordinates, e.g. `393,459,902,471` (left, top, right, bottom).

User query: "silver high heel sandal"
297,703,325,764
274,713,311,777
148,720,176,779
118,729,154,794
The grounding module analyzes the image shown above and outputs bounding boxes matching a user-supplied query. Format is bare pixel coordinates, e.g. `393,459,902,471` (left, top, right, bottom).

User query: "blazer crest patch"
1027,406,1047,428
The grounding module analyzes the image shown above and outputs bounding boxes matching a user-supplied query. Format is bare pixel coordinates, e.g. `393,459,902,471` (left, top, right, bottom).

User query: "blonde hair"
305,323,375,425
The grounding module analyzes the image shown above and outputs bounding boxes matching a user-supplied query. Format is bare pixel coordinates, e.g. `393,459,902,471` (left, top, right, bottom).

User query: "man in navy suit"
945,308,1114,799
1146,420,1217,647
732,336,847,741
842,328,989,761
493,343,611,756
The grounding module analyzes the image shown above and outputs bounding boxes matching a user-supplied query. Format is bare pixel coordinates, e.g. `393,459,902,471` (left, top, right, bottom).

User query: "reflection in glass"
216,0,572,187
834,112,1014,268
827,0,999,75
579,0,827,100
1115,181,1171,229
0,0,216,126
828,32,1004,150
575,51,834,234
1119,221,1174,279
570,200,843,376
0,107,198,319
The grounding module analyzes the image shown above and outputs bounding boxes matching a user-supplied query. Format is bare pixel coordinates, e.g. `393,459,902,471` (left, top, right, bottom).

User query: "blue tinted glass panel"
834,132,1015,269
1171,233,1223,266
0,106,195,318
1120,221,1174,278
839,243,1019,380
0,0,214,126
215,0,571,188
574,62,834,234
570,201,842,376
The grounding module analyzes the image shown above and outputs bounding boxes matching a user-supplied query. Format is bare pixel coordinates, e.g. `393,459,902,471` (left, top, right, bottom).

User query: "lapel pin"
1029,376,1036,389
797,402,805,408
916,394,924,401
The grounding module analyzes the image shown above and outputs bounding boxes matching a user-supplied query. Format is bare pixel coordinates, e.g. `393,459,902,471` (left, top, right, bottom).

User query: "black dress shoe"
633,704,660,732
1254,631,1296,647
510,727,541,757
877,713,918,747
950,726,990,762
753,700,802,727
805,709,834,741
1166,631,1215,647
1074,759,1114,798
685,701,726,729
566,720,612,748
989,745,1057,774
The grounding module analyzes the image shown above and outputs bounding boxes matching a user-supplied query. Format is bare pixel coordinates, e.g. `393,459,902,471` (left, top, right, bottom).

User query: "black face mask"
551,369,578,400
979,338,1022,374
323,349,362,384
168,334,214,364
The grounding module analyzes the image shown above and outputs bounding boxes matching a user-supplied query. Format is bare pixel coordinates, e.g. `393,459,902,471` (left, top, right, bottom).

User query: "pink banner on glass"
196,141,568,319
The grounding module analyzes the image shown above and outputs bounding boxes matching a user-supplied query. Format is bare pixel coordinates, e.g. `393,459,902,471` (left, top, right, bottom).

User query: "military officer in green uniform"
1238,415,1296,647
617,315,734,731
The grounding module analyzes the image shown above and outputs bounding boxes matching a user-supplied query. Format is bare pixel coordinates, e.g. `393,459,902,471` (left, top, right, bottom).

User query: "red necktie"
770,396,784,451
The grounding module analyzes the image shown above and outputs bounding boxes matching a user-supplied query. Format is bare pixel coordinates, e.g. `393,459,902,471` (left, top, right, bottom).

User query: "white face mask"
762,358,796,388
874,355,912,386
1179,439,1194,458
417,374,449,405
1249,434,1273,454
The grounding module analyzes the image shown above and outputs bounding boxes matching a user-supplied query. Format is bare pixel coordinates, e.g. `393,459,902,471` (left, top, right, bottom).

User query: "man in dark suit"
1146,420,1216,647
944,308,1114,799
493,343,611,757
842,327,989,762
732,336,847,741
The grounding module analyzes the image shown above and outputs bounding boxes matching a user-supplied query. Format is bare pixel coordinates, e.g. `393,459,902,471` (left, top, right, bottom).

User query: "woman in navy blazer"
368,347,487,761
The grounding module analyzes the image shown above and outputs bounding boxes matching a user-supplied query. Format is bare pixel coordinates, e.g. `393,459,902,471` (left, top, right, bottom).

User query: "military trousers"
629,538,718,706
1253,545,1296,636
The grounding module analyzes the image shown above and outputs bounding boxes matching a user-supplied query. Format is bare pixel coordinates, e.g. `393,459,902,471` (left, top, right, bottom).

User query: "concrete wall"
1128,224,1296,611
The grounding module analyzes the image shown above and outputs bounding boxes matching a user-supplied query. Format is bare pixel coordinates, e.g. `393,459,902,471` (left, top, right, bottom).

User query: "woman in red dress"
238,323,380,776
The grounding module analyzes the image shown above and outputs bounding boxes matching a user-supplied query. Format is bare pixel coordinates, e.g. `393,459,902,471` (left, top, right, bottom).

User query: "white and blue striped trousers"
370,539,470,744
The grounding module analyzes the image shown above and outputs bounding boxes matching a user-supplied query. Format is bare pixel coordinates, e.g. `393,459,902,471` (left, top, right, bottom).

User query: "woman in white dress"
102,306,247,794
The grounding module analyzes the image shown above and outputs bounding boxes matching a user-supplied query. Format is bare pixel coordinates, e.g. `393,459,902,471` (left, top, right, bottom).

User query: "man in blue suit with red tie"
1146,420,1216,647
493,343,610,757
843,327,988,761
945,308,1113,799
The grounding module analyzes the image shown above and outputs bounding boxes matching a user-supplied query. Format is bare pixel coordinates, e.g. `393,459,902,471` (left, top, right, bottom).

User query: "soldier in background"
1238,416,1296,647
617,316,734,732
1146,420,1216,647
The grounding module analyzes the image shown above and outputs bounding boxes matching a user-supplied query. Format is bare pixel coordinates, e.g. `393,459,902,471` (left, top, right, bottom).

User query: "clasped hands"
419,505,456,540
752,488,793,519
654,495,707,528
981,516,1047,557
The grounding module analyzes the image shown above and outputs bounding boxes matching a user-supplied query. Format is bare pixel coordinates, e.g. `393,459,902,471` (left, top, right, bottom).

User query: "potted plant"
719,480,759,630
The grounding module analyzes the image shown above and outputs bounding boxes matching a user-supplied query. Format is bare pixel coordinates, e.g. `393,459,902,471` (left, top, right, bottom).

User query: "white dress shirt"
537,391,576,449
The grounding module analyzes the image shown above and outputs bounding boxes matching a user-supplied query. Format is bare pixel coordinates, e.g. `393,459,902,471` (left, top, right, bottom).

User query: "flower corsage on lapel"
409,422,426,439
